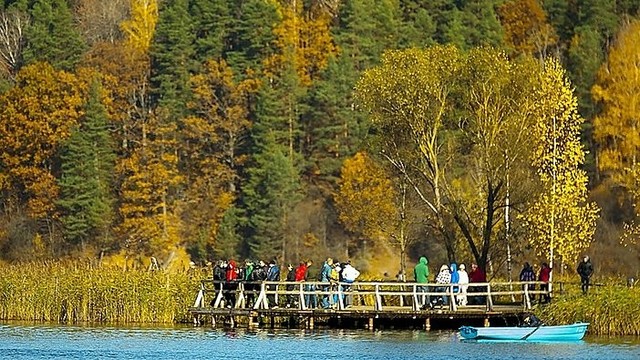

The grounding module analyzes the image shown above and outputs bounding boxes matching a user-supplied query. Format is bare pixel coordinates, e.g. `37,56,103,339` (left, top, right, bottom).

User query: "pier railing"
192,279,551,312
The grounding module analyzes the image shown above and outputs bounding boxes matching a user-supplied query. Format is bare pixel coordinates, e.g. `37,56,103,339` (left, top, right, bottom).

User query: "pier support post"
425,317,431,331
368,317,374,330
308,316,315,329
248,313,256,328
211,315,216,328
484,317,490,327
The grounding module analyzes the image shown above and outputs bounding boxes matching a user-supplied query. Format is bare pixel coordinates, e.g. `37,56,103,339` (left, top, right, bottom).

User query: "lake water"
1,322,639,360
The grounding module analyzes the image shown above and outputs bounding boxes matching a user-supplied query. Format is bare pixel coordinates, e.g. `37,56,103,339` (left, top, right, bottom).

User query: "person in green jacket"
414,257,430,309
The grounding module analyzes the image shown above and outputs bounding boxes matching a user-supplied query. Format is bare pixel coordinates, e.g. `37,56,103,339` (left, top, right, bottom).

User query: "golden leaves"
0,62,83,217
592,19,640,189
334,152,396,242
497,0,557,57
264,1,337,86
121,0,158,55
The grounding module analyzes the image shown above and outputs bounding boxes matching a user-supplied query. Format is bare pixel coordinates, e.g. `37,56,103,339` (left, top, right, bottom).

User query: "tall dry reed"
0,261,205,324
539,283,640,335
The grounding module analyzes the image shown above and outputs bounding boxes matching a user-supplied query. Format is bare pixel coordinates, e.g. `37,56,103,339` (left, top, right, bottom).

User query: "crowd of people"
212,257,360,309
211,254,594,310
413,259,488,310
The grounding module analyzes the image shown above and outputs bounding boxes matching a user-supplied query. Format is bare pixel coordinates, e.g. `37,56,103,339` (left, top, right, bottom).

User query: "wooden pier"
189,280,550,330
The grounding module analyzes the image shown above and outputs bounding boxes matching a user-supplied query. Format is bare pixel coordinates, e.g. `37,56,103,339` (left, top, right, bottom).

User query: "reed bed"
539,283,640,336
0,262,205,324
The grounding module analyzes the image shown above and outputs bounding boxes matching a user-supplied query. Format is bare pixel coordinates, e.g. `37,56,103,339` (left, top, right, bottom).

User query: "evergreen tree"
458,0,504,49
190,0,231,63
57,79,116,248
150,0,195,116
300,57,367,190
225,0,279,75
336,0,401,70
22,0,87,71
242,134,302,261
213,205,243,260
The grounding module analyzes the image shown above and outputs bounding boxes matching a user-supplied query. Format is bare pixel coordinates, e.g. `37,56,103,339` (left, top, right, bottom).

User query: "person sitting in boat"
522,313,542,327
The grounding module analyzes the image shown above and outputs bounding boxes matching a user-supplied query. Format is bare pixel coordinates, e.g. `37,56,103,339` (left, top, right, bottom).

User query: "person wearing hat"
434,264,451,307
457,264,469,306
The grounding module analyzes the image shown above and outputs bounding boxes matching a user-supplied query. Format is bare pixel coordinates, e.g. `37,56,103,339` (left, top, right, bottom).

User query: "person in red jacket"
538,262,552,304
224,259,238,308
295,260,313,281
468,263,487,305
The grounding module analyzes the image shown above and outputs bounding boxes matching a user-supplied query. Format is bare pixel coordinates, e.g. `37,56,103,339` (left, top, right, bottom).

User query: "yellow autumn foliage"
0,62,84,218
335,152,397,245
121,0,158,55
264,1,337,86
593,19,640,205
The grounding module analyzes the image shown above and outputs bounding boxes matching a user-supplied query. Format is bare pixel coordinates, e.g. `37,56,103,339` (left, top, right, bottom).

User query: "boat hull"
459,323,589,341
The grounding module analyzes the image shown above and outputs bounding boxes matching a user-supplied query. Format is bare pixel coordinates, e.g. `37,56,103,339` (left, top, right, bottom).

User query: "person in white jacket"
341,261,360,307
457,264,469,306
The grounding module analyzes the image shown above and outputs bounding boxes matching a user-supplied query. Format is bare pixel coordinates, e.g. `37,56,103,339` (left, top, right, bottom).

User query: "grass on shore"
539,282,640,336
0,261,204,324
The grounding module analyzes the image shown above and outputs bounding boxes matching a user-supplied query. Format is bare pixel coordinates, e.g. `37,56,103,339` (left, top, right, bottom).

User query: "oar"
521,324,542,340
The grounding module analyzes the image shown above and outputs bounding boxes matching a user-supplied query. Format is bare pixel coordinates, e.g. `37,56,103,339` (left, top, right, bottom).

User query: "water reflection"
0,322,639,360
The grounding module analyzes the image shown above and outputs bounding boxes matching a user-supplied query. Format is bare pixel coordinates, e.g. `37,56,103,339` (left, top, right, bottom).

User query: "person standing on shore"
577,255,593,294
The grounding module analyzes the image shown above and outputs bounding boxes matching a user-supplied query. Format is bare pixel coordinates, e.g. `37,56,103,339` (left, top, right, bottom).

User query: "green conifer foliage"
243,135,301,261
190,0,231,63
150,0,195,116
22,0,87,71
58,80,116,248
225,0,279,75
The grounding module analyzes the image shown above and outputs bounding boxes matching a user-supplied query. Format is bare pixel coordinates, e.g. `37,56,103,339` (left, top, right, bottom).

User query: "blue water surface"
0,323,639,360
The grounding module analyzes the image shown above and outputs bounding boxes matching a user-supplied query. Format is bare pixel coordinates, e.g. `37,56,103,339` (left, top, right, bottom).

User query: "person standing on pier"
224,259,239,308
341,260,361,307
414,257,430,309
577,255,593,294
457,264,469,306
468,263,486,305
435,264,451,307
320,258,333,309
266,259,280,308
285,264,296,308
538,262,552,303
519,262,536,304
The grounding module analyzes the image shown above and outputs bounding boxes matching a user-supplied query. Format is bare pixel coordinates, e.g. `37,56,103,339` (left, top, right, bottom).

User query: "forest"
0,0,639,279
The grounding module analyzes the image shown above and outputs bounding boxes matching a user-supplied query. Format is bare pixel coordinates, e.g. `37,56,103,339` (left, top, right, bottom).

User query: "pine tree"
213,205,243,260
458,0,504,49
242,134,302,261
22,0,87,71
150,0,195,116
190,0,231,63
300,57,367,190
225,0,279,75
58,79,116,248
